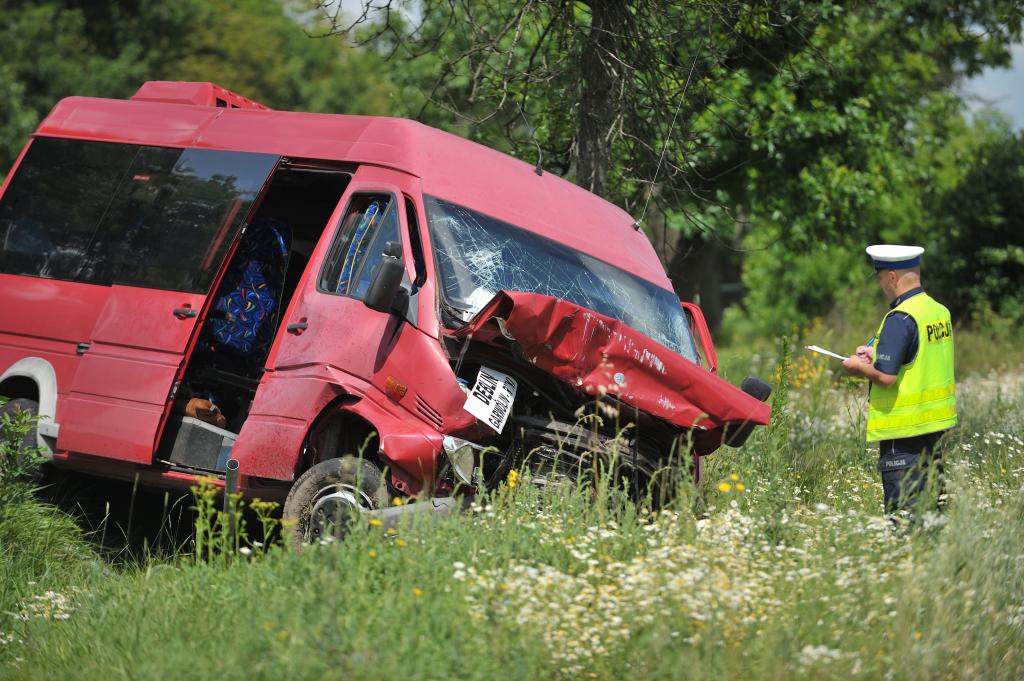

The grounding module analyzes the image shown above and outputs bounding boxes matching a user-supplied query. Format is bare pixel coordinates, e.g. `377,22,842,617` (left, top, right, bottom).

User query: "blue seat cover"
207,218,291,360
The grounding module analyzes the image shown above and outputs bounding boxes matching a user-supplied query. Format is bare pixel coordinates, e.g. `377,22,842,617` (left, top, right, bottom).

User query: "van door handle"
173,307,198,319
286,320,308,334
76,342,91,355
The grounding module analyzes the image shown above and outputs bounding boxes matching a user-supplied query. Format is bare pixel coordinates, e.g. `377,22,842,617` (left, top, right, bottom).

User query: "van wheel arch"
299,401,385,481
0,358,58,457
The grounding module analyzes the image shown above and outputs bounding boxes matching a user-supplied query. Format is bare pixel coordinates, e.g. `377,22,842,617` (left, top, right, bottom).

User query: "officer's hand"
842,355,864,374
855,345,873,363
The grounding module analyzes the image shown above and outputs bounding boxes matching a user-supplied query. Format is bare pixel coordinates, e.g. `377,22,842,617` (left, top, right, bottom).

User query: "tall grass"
0,410,103,633
0,351,1021,679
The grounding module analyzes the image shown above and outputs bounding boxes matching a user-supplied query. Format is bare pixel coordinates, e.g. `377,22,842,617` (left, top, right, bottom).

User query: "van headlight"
442,436,484,485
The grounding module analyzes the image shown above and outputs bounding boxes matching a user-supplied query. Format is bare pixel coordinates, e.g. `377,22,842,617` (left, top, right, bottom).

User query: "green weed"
190,477,283,563
0,408,45,499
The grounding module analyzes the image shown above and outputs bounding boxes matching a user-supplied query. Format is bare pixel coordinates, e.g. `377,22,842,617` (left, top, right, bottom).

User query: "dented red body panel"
459,291,770,453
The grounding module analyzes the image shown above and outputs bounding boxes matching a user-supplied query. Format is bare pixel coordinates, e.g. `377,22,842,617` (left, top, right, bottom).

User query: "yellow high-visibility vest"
866,292,957,442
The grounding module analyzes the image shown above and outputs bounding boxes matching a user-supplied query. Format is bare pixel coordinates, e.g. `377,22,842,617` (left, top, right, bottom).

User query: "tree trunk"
576,2,628,198
669,237,726,332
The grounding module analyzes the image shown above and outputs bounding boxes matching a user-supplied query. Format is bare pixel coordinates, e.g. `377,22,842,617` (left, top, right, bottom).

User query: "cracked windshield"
425,195,699,363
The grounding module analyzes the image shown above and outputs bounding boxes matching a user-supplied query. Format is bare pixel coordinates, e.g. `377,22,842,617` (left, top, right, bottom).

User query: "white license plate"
463,366,518,434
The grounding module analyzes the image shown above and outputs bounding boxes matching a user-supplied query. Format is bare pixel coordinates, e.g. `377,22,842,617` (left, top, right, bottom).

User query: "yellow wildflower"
395,538,407,547
506,469,519,488
718,482,732,493
729,473,739,481
392,497,404,506
736,483,746,492
368,518,382,527
367,550,377,558
386,527,398,536
412,587,424,598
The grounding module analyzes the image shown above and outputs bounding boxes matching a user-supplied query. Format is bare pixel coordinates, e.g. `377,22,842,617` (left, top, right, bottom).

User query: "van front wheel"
282,456,388,547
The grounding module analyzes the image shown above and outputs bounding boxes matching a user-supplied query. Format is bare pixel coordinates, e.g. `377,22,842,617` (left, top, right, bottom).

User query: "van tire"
0,398,41,481
283,456,388,548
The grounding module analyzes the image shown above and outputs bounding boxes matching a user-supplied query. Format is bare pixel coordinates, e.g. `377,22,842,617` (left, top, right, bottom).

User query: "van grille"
415,396,443,429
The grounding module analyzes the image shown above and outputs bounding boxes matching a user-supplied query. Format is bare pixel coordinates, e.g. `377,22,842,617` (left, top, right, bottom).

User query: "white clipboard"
805,345,846,361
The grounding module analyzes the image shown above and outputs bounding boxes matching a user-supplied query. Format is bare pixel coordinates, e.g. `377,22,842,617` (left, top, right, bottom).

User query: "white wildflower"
798,644,847,666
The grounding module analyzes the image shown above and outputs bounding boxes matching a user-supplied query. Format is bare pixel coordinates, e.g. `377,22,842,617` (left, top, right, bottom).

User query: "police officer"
842,245,957,517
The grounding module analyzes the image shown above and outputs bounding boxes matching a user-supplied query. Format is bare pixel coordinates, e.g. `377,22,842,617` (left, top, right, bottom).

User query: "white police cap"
866,244,924,271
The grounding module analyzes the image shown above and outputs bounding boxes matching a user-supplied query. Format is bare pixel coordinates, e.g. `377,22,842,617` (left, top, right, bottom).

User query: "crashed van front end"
431,290,771,494
408,194,772,497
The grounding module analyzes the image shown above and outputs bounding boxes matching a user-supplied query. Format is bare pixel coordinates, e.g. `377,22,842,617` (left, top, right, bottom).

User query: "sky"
963,42,1024,129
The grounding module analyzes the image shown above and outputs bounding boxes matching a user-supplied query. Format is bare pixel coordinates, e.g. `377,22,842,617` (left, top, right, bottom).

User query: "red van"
0,82,769,539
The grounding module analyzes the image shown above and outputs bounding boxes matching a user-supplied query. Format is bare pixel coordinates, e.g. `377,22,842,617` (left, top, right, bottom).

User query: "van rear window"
0,137,278,293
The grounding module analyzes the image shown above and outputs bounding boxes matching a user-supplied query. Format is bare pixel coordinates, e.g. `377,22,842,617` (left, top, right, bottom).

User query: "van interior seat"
200,217,292,386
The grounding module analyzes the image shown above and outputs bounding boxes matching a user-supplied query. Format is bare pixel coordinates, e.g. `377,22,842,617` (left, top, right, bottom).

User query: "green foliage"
152,0,394,117
929,118,1024,323
325,1,1022,333
676,2,1020,252
727,102,1024,335
190,477,282,564
712,21,1019,333
0,408,44,500
190,477,242,564
739,244,867,336
0,409,102,622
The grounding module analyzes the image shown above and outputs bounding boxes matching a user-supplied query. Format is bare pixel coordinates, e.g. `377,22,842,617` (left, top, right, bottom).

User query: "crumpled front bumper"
454,291,771,455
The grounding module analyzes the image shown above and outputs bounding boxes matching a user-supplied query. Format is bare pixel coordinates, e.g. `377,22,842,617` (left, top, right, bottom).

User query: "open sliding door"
56,146,280,463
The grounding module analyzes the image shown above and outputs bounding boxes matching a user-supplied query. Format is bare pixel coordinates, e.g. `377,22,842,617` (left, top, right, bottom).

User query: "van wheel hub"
308,484,373,540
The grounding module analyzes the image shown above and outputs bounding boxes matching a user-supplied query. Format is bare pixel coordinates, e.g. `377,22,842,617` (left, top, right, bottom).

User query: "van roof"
35,81,671,289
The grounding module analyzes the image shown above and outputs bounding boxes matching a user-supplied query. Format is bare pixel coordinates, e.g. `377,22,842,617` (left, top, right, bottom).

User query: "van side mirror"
364,241,407,313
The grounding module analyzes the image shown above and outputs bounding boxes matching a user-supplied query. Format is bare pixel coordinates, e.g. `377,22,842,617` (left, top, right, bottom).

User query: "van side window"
99,147,276,292
0,137,278,292
319,194,401,299
0,138,137,281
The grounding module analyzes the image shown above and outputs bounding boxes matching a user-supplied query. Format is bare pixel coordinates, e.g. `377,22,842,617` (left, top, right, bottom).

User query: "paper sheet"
805,345,847,361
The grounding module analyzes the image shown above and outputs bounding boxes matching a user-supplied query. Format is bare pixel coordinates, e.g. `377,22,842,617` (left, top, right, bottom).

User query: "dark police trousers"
878,431,945,513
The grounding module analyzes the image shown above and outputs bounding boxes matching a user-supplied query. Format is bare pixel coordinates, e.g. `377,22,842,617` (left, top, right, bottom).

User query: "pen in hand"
855,336,876,364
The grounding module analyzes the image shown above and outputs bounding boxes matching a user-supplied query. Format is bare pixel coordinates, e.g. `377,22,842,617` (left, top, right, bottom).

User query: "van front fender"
342,398,442,496
232,372,441,491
